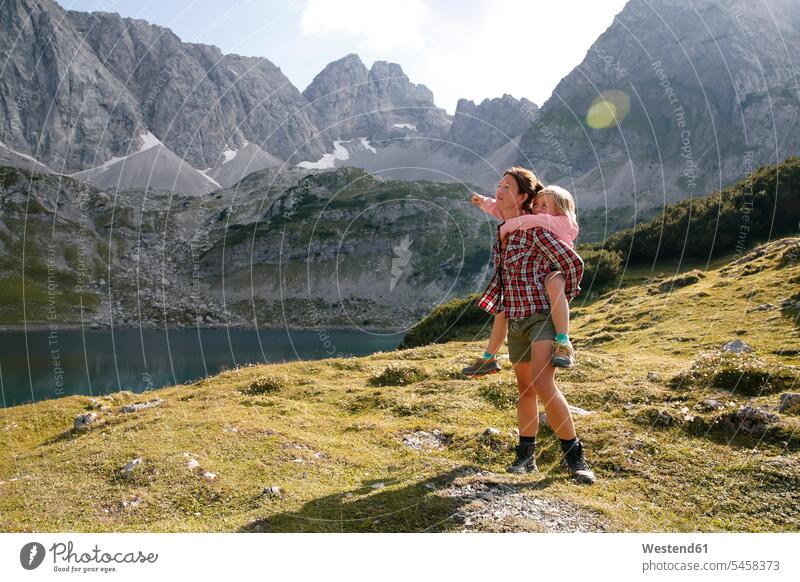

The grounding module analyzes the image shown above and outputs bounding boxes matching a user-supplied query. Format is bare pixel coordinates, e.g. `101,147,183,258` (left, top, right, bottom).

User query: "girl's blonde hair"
536,185,578,225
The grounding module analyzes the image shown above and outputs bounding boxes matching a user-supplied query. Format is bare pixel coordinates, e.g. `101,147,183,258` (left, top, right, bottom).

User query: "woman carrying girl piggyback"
462,184,580,376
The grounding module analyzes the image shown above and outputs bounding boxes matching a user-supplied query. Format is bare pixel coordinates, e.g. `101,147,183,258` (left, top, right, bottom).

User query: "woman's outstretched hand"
470,192,483,206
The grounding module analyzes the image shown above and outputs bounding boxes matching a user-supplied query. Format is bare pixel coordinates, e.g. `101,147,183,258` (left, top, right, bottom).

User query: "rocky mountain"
0,163,493,329
204,141,284,189
0,1,537,193
68,131,220,193
515,0,800,208
449,94,538,158
0,0,326,176
302,54,451,142
196,166,493,328
2,0,798,209
299,72,539,186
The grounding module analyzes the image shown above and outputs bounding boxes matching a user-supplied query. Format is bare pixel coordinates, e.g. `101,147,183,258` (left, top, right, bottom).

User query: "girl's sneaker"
551,340,575,368
462,356,501,377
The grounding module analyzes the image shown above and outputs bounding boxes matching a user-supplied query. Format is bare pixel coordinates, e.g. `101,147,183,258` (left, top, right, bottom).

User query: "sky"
56,0,630,113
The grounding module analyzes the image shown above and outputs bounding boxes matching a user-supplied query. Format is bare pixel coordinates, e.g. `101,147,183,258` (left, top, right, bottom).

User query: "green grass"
0,238,799,532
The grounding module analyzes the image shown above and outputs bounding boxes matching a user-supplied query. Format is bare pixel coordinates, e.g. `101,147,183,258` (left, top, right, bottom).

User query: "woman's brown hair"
503,166,544,214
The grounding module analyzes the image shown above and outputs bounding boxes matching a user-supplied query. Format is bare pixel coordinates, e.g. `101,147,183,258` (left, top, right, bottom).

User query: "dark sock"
559,437,578,452
520,435,536,445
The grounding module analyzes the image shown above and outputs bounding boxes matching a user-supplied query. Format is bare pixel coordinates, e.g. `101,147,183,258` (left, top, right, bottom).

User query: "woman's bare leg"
544,272,569,337
485,310,507,356
512,360,539,437
530,339,576,439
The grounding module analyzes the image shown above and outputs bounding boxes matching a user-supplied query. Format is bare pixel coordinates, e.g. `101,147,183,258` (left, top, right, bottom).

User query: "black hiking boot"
506,442,538,473
560,438,596,484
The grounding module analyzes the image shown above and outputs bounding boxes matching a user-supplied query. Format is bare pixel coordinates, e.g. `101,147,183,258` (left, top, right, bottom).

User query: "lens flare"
586,90,631,129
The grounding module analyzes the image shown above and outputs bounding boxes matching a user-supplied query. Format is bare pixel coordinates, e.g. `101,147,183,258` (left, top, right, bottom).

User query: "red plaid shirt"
477,223,584,319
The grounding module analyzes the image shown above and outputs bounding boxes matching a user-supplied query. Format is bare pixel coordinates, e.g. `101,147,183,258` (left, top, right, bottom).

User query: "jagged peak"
369,60,407,80
318,53,368,74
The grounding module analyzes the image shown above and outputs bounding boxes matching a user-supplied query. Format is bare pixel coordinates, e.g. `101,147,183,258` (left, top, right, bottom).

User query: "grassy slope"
1,238,798,533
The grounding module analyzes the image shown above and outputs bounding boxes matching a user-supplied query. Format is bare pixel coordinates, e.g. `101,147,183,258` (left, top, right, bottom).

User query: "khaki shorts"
506,311,556,365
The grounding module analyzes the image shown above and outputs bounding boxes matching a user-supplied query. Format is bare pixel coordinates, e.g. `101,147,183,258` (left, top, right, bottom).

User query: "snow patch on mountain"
297,140,350,169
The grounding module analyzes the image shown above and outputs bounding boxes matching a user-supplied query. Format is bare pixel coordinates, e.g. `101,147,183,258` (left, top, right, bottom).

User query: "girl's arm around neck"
500,213,578,245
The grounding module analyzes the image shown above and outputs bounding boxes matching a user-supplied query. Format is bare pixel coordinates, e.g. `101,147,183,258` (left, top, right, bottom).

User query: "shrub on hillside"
606,156,800,263
368,364,428,386
578,246,624,287
241,375,287,395
400,293,492,348
669,351,799,396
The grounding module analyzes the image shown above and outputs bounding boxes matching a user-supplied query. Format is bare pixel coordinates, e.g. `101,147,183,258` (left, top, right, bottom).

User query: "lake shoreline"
0,322,406,334
0,326,406,408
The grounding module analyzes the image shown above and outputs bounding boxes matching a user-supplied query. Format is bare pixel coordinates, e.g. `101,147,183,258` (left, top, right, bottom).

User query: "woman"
476,167,595,485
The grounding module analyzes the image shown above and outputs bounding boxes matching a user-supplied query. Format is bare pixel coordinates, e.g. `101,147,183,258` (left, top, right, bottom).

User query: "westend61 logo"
20,540,158,573
20,542,46,570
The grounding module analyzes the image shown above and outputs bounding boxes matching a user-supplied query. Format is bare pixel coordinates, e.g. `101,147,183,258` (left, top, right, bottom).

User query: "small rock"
202,471,216,481
119,398,164,413
371,482,385,489
696,398,725,412
722,339,753,354
187,458,201,470
122,496,143,509
402,429,450,450
570,406,594,416
85,399,105,411
539,405,594,428
721,405,779,435
655,410,674,427
263,485,282,497
647,371,661,381
778,393,800,414
424,483,436,490
74,413,98,430
123,458,142,475
483,427,501,436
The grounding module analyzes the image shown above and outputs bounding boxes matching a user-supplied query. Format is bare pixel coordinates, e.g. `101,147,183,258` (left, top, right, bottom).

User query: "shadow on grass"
238,465,561,533
39,413,154,446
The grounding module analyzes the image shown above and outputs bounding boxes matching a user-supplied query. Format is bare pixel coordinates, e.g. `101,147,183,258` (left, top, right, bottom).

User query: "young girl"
463,184,580,375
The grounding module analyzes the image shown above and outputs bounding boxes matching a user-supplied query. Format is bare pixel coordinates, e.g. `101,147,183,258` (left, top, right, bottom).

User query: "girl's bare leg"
544,271,569,337
485,310,507,356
